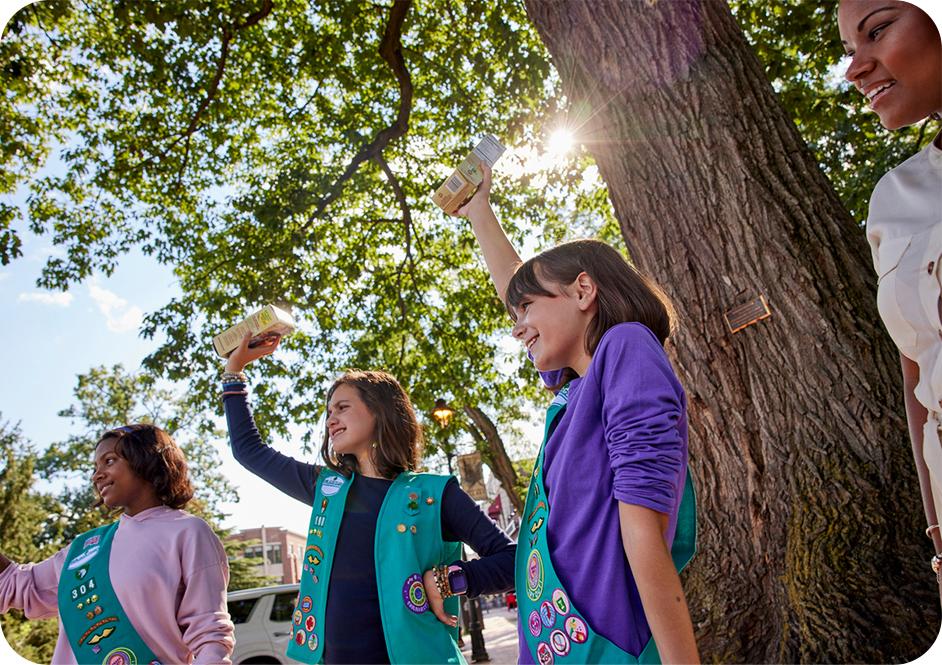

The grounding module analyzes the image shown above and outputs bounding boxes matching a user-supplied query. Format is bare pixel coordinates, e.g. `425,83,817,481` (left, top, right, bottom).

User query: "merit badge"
308,634,318,651
425,497,435,505
83,535,101,549
550,629,571,657
565,616,588,644
536,641,555,665
322,475,345,497
305,615,316,632
526,549,544,601
78,616,117,646
407,492,420,515
103,647,135,665
539,600,556,628
293,610,303,625
301,595,313,612
402,573,429,614
528,611,543,637
295,629,306,646
530,517,544,533
321,498,328,513
397,523,406,533
75,567,88,580
551,588,570,615
67,545,101,570
305,545,323,566
526,501,546,523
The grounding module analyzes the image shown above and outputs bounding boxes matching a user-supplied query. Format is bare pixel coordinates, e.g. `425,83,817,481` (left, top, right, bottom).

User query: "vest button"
410,525,417,534
397,523,406,533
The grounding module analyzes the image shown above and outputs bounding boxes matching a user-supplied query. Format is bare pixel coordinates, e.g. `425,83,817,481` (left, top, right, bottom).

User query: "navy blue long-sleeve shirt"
222,385,515,664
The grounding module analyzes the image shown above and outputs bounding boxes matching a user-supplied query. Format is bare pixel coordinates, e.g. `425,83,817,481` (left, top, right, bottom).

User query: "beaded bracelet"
433,564,453,599
931,553,942,575
222,370,248,383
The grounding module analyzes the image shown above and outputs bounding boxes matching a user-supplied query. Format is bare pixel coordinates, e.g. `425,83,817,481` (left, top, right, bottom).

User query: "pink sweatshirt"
0,506,234,664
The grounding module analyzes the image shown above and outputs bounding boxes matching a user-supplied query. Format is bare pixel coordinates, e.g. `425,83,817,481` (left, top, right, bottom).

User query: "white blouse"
867,135,942,514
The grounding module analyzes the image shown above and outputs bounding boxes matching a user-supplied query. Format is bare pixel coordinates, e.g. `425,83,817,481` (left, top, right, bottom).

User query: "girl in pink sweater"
0,424,234,664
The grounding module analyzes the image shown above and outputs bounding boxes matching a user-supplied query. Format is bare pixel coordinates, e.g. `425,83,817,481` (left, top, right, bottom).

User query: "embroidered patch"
551,588,570,615
67,545,101,570
564,616,588,644
536,641,554,665
293,610,303,625
550,629,570,657
528,610,543,637
83,535,101,549
539,600,556,628
526,549,544,601
78,616,118,645
305,615,315,632
308,634,318,651
322,475,345,497
295,629,306,646
402,573,429,613
301,595,313,612
102,647,135,665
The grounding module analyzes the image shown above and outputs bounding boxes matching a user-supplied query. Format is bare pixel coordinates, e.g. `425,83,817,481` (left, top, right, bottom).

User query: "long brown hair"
320,370,422,479
506,239,676,383
95,424,194,509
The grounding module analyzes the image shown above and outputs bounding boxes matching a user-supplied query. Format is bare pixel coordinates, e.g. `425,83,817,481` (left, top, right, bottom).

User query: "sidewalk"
460,607,519,664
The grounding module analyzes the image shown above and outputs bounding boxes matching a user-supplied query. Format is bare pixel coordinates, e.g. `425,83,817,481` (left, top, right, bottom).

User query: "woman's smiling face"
839,0,942,130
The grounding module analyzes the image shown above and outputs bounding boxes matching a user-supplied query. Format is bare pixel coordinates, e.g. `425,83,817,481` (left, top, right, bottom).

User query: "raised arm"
0,547,68,619
221,334,320,506
456,165,522,303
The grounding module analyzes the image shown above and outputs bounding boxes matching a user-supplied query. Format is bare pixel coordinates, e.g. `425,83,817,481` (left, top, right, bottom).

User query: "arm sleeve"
598,324,685,515
177,523,235,664
222,382,319,506
0,547,68,619
440,478,515,597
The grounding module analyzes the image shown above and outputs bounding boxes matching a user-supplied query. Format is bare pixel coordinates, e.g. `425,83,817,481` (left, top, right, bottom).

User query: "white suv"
228,583,303,664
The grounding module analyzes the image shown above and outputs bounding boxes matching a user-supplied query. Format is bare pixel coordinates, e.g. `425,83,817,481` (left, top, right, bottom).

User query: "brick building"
229,526,307,584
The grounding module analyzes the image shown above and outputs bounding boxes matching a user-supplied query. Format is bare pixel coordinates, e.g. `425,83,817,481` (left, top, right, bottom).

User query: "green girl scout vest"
58,521,161,665
516,384,698,664
286,468,465,664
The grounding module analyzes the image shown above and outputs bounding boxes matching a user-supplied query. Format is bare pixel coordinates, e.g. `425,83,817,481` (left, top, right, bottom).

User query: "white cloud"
88,282,143,333
18,291,74,306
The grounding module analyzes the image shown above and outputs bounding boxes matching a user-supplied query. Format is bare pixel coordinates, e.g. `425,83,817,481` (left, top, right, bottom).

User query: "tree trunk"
463,405,525,514
522,0,938,661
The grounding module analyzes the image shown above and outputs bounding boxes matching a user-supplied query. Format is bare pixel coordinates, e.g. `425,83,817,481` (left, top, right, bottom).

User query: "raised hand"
225,332,281,373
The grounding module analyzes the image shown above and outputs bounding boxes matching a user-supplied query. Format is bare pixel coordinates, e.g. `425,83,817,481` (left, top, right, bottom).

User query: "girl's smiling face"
839,0,942,129
326,383,378,458
92,437,159,515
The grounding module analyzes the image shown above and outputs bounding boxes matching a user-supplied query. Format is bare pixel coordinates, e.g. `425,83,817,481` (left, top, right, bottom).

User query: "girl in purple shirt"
457,166,699,664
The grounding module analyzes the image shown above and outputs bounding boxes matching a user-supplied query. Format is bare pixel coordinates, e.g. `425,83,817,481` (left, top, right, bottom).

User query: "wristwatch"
447,564,468,595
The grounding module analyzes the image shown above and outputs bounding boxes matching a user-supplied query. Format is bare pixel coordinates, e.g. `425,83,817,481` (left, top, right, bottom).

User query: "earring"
371,442,378,449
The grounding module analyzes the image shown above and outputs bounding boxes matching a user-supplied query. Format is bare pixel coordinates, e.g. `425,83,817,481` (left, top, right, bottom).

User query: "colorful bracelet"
433,564,453,598
931,553,942,575
927,524,940,539
221,370,248,383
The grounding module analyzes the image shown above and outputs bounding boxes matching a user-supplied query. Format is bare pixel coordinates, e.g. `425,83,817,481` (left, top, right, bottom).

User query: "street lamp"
431,397,490,663
432,399,454,429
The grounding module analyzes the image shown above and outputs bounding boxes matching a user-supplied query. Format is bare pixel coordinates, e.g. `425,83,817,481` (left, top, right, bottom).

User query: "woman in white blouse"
838,0,942,595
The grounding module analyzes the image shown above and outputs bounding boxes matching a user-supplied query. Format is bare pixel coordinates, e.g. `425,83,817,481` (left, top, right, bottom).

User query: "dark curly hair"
320,370,422,479
95,424,194,509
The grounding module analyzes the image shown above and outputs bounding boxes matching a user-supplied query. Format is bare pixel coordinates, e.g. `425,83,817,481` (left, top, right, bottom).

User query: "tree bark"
463,405,525,514
523,0,939,661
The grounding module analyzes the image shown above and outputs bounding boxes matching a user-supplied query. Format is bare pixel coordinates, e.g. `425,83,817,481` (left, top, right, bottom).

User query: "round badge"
322,475,345,497
402,573,429,613
551,588,570,615
305,615,316,632
300,595,313,612
103,648,135,665
526,549,544,601
528,610,543,637
308,634,318,651
550,629,571,657
536,641,555,665
539,599,556,628
293,609,303,625
295,629,306,646
565,615,589,644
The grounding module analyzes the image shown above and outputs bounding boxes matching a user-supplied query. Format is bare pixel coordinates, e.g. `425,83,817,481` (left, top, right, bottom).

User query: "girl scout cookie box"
212,304,296,358
432,134,505,214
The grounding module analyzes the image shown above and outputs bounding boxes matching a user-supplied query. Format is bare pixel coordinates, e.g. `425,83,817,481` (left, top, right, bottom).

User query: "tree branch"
296,0,413,235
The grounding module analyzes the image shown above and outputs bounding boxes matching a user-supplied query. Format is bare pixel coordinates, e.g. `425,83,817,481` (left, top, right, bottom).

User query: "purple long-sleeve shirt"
518,322,689,661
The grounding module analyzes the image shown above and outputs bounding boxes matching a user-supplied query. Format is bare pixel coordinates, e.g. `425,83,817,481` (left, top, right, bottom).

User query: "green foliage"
729,0,937,224
1,0,616,453
221,536,279,592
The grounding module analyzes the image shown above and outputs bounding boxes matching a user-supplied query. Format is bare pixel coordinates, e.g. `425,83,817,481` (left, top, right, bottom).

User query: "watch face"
448,567,469,594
